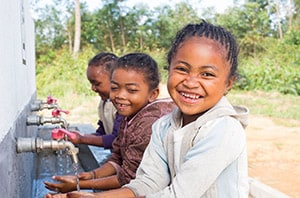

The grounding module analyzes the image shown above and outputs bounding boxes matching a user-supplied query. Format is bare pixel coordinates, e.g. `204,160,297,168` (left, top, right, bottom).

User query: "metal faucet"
31,96,59,111
30,102,59,111
26,114,69,129
16,137,79,164
26,108,70,129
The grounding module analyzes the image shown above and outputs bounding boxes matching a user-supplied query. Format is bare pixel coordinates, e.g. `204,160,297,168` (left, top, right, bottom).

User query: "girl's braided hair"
88,52,118,74
167,20,239,79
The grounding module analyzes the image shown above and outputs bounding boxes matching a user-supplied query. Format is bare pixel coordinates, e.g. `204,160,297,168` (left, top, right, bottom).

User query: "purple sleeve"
101,113,122,149
95,120,106,136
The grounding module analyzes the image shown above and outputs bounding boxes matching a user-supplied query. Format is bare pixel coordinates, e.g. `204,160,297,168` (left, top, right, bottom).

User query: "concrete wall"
0,0,36,197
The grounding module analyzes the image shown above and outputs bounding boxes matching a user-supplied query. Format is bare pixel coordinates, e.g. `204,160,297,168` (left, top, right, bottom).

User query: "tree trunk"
139,31,143,50
275,0,283,40
120,17,126,48
67,20,73,53
73,0,81,56
109,29,115,52
118,6,126,48
288,0,294,31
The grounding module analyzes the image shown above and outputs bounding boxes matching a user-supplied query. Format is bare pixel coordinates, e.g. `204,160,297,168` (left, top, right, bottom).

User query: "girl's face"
167,37,234,125
110,68,159,118
86,66,111,100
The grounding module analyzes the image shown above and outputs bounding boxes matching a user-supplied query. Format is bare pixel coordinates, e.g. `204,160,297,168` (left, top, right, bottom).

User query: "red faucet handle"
51,109,70,117
47,96,58,104
52,128,77,140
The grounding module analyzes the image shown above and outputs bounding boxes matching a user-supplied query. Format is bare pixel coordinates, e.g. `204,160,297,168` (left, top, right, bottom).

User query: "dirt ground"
246,115,300,197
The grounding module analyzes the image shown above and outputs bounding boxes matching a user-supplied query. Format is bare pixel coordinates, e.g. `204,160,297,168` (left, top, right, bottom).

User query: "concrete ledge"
249,177,290,198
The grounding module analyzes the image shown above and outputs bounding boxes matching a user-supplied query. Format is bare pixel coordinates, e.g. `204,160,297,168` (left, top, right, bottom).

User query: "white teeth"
181,92,200,99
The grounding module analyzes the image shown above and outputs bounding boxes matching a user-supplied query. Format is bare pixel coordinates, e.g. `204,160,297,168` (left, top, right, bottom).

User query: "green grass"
227,90,300,127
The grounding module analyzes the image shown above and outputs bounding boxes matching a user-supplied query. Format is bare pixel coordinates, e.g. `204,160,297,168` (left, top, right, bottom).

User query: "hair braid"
167,20,239,79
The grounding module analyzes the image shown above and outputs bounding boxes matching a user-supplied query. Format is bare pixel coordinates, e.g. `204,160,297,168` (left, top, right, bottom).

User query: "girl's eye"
201,72,215,77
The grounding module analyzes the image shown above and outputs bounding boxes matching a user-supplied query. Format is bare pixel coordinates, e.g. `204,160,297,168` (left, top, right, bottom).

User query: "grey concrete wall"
0,0,36,197
0,98,38,198
0,0,36,140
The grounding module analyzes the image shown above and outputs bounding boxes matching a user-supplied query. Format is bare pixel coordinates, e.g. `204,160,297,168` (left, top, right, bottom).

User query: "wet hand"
44,175,77,193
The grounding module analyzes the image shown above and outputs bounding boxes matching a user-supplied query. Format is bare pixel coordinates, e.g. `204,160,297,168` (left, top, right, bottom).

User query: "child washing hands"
67,52,121,149
43,53,175,198
65,20,249,198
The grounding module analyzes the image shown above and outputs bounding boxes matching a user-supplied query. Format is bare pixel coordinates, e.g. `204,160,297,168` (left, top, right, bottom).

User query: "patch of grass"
47,93,99,128
227,90,300,127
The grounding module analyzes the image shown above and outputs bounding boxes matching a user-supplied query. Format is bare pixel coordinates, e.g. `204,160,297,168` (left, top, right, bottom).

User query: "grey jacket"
124,97,249,198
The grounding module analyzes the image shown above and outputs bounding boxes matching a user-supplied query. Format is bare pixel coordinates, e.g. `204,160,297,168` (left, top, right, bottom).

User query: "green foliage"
284,29,300,45
36,45,169,98
235,37,300,95
32,0,300,96
36,46,97,98
144,48,169,83
216,1,274,56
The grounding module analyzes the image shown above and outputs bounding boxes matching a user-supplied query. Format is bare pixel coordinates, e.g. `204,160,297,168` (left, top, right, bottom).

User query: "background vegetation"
30,0,300,121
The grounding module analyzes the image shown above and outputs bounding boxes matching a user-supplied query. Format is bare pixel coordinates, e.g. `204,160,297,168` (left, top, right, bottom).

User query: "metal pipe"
26,115,69,129
30,103,59,111
16,137,79,164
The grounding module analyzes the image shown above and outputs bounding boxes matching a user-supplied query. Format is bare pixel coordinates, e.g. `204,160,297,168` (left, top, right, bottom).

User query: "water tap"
31,96,59,111
16,137,79,164
26,109,70,129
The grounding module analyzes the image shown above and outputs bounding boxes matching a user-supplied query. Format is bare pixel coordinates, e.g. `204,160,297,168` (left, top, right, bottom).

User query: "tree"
73,0,81,56
216,1,273,56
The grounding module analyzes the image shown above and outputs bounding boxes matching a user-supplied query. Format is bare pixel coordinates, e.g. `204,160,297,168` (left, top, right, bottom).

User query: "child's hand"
67,131,83,144
44,175,77,193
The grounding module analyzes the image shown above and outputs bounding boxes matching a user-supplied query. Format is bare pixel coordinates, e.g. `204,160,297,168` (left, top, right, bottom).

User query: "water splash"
73,163,80,192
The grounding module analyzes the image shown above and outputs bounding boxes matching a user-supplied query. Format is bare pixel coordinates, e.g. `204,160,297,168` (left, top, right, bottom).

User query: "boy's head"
110,53,160,118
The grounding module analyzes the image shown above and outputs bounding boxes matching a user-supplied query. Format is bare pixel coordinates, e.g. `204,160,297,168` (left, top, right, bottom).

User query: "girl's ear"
225,76,235,95
148,88,160,103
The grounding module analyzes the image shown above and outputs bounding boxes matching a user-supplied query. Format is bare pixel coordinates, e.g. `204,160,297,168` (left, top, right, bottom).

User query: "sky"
84,0,236,13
